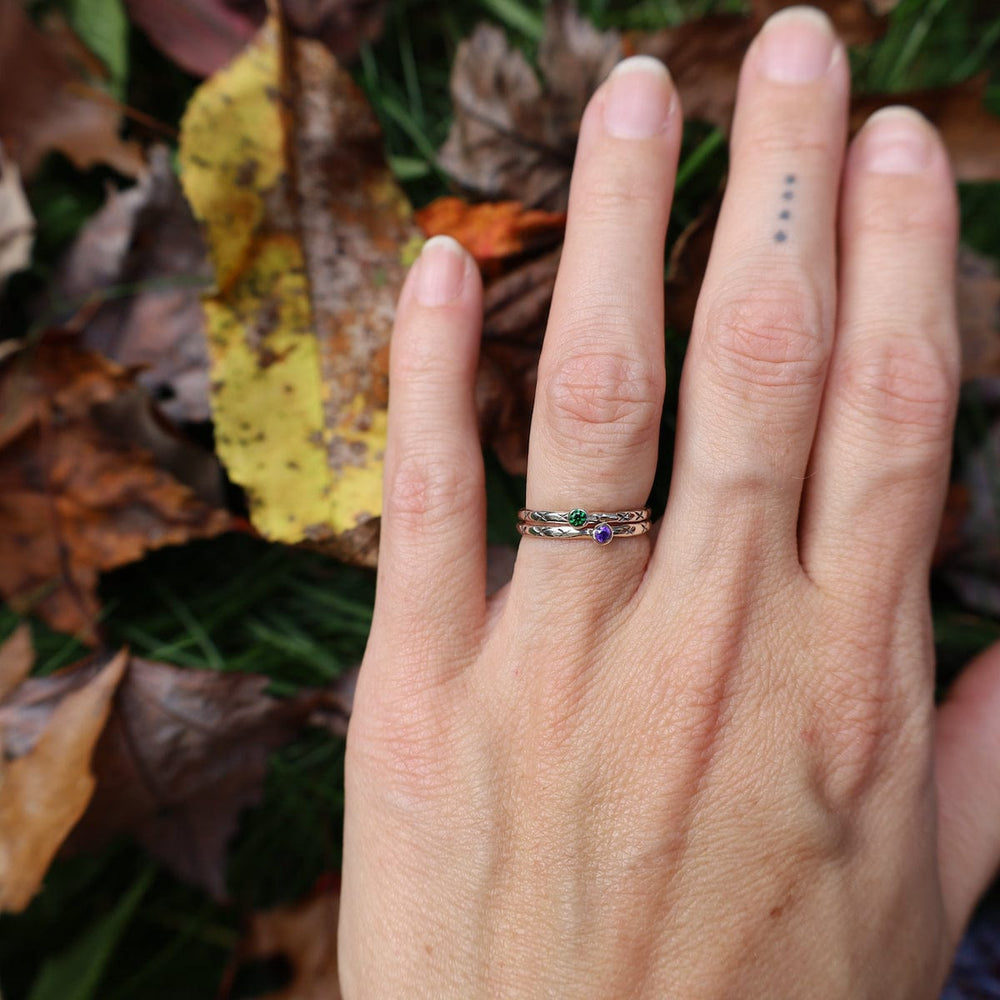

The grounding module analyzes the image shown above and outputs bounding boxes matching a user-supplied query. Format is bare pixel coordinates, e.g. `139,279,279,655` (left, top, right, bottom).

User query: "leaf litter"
0,0,998,993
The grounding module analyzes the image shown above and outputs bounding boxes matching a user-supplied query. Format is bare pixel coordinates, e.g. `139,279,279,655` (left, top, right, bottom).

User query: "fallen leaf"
281,0,386,59
125,0,262,78
665,196,721,334
626,15,752,133
0,335,230,642
55,145,215,424
958,246,1000,380
438,1,620,211
63,656,343,899
415,197,565,266
180,16,418,563
0,625,33,699
749,0,887,45
0,0,144,178
0,648,127,913
0,142,34,288
225,876,341,1000
850,76,1000,182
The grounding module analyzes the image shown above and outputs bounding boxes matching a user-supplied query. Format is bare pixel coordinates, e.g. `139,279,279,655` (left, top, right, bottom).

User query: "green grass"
1,0,999,996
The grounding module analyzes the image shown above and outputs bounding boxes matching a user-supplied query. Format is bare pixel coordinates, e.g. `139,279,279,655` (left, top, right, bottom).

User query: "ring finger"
518,56,682,592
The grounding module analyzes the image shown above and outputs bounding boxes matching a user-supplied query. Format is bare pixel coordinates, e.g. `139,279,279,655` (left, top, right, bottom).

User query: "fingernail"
603,56,674,139
417,235,467,306
858,106,934,174
759,6,836,84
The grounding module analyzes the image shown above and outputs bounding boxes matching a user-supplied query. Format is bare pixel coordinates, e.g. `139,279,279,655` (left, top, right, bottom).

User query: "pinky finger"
369,236,487,684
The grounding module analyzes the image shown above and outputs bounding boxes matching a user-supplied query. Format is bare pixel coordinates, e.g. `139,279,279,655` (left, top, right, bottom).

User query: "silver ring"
516,521,651,545
517,507,651,526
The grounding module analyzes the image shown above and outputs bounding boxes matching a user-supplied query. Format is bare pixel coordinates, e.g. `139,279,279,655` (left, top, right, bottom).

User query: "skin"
339,7,1000,997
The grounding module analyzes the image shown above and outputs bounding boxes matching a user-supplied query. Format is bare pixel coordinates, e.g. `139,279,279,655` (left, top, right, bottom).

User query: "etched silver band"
516,521,650,542
517,508,651,525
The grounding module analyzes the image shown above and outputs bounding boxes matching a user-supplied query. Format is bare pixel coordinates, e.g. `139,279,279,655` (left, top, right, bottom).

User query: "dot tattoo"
774,174,796,244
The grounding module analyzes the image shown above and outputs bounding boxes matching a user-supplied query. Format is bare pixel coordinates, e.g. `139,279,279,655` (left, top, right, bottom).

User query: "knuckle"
385,453,479,526
543,348,663,446
577,168,664,224
740,124,838,163
837,335,957,446
851,189,956,240
705,290,827,395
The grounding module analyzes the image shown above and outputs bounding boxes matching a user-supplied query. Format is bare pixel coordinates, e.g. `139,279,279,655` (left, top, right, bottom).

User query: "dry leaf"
0,626,33,699
56,146,215,424
0,0,144,178
64,656,343,899
281,0,386,59
850,76,1000,182
125,0,262,77
226,877,342,1000
438,2,620,211
958,246,1000,380
180,16,416,563
0,335,230,642
750,0,887,45
0,648,127,912
0,142,34,288
626,15,753,133
665,197,721,334
415,197,565,266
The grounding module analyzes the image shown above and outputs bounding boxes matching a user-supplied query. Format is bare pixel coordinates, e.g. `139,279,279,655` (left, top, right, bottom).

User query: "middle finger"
660,7,849,574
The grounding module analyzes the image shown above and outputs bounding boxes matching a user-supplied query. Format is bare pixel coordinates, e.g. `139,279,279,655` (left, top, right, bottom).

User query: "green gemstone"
568,508,587,527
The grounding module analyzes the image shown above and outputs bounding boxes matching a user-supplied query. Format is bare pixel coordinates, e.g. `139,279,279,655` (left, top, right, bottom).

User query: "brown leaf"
55,146,215,424
125,0,263,77
280,0,386,60
749,0,887,45
0,142,34,287
665,197,721,334
0,0,145,178
476,247,561,474
438,2,620,211
850,76,1000,182
0,335,230,642
226,877,342,1000
0,649,127,912
415,197,565,266
0,625,33,699
958,246,1000,380
63,656,339,900
627,15,752,133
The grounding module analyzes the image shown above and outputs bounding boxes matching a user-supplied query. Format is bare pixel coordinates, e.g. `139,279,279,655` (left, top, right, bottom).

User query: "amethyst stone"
592,522,613,545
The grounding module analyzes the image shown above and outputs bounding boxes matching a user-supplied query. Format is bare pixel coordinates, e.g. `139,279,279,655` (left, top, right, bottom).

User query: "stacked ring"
516,507,652,545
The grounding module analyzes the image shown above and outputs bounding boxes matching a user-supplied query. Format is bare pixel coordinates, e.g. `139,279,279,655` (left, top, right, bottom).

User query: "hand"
339,7,1000,997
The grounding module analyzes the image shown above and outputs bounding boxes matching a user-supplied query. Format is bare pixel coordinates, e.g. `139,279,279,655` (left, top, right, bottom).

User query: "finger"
797,108,959,594
371,236,487,680
936,641,1000,941
519,56,680,577
658,8,849,572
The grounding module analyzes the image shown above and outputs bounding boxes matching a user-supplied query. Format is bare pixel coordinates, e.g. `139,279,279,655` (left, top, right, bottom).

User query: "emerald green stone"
568,508,587,527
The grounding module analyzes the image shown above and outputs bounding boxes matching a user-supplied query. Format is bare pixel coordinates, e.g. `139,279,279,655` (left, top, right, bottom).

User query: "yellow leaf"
179,18,416,561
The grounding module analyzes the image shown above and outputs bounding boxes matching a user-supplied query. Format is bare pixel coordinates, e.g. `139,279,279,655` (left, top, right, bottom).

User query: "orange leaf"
415,197,566,265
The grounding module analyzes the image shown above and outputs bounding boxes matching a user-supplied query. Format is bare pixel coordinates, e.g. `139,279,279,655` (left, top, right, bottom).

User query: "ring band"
516,521,651,545
517,508,651,526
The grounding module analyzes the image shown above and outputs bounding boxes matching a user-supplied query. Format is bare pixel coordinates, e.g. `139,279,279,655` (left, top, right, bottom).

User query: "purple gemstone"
593,522,613,545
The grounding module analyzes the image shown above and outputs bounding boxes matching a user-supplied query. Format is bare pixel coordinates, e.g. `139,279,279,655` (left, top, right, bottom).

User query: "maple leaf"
0,639,350,902
0,630,127,913
224,875,342,999
0,335,230,642
54,146,214,424
0,0,144,178
179,15,416,564
438,1,620,211
415,196,565,266
0,142,34,289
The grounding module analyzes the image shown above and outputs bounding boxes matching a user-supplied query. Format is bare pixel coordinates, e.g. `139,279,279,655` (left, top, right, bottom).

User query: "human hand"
339,6,1000,997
